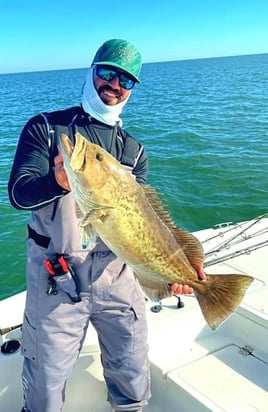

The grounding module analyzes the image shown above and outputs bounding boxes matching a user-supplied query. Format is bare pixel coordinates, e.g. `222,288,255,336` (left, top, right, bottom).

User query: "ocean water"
0,53,267,300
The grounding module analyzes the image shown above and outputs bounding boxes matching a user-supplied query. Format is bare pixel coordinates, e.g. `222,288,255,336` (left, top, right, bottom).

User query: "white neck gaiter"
81,67,130,126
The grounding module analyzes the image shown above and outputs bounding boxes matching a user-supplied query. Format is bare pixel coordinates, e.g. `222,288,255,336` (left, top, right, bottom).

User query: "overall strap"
120,132,143,168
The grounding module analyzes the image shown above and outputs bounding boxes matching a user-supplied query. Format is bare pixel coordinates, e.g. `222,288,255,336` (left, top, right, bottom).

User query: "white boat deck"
1,217,268,411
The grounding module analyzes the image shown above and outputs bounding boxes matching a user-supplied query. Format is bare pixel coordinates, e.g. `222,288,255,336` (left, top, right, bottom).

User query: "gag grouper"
60,132,253,330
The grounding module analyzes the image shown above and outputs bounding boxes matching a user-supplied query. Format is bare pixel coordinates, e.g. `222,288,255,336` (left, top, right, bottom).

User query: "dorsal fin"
171,228,204,273
143,185,204,272
142,185,177,228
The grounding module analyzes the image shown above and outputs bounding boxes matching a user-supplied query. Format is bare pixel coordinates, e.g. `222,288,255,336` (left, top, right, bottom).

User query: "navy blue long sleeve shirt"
8,106,148,210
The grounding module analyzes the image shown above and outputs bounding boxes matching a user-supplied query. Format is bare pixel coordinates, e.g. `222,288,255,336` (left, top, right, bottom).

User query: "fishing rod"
0,323,22,336
204,238,268,267
203,213,268,257
202,212,268,246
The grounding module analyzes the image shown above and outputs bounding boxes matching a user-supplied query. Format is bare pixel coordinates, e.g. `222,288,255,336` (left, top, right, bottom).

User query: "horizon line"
1,51,267,76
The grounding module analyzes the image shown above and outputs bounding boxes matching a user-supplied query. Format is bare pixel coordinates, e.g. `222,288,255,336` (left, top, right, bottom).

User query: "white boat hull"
1,218,268,411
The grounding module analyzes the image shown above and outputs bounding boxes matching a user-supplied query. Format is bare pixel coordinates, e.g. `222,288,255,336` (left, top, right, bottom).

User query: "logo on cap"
112,46,135,62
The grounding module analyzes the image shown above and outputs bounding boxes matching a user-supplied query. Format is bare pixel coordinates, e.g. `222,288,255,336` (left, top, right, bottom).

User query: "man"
8,39,195,412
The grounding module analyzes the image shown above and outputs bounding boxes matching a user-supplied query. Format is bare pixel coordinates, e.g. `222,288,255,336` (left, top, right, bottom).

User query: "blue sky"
1,0,267,74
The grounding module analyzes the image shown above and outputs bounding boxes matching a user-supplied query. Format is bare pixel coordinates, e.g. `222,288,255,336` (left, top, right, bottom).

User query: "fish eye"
96,153,103,161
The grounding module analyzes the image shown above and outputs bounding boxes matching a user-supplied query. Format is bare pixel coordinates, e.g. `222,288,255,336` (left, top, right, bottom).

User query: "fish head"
59,132,131,211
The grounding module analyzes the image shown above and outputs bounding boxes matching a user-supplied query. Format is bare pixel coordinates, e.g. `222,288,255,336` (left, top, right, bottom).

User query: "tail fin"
194,274,254,330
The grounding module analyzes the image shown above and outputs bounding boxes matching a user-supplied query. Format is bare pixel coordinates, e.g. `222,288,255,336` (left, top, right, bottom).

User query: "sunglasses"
94,66,136,90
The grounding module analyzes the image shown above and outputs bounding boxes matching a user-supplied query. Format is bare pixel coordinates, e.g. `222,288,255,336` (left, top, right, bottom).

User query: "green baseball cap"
92,39,142,82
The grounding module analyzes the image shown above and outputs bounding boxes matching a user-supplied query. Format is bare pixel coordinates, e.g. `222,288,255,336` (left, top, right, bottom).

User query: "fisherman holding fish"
8,39,198,412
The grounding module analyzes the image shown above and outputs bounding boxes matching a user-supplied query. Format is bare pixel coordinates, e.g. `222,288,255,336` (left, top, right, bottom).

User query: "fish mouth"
60,134,73,159
60,133,90,173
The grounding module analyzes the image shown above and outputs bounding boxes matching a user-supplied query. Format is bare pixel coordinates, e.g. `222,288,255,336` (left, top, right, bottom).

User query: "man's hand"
171,269,207,295
54,148,71,191
171,284,194,295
